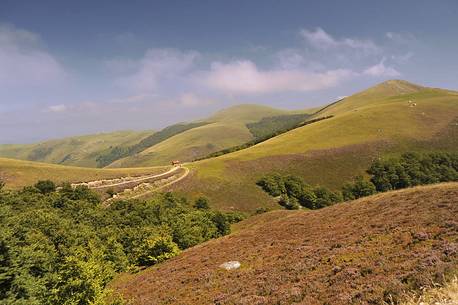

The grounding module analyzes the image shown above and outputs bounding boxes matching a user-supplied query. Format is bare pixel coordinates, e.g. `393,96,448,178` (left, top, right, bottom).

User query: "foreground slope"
113,183,458,305
167,80,458,211
108,104,290,167
0,157,168,189
0,130,152,167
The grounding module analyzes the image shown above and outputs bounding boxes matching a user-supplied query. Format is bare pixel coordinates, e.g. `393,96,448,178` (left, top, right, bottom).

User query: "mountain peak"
365,79,424,96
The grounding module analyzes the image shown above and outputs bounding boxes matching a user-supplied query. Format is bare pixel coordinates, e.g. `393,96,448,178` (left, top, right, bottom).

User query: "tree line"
258,152,458,210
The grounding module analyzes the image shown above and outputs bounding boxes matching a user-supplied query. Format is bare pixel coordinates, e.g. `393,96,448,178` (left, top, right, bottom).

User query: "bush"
258,174,341,210
194,196,210,210
135,235,180,266
256,173,285,197
34,180,56,194
279,195,300,210
342,176,377,201
312,186,342,209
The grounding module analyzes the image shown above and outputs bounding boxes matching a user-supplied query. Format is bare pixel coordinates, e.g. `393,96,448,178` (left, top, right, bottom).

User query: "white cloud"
386,32,416,45
116,48,199,93
391,52,414,64
301,27,379,53
47,104,67,112
363,58,401,77
178,92,215,107
275,49,306,69
0,24,67,88
199,60,355,94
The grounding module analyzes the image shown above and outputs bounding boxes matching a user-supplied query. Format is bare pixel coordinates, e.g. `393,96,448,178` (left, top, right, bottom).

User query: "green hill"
1,104,312,168
0,130,152,168
164,80,458,212
0,157,168,189
107,104,301,167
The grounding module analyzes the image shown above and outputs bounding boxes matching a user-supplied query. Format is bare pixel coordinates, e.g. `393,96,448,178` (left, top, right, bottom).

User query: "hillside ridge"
113,183,458,304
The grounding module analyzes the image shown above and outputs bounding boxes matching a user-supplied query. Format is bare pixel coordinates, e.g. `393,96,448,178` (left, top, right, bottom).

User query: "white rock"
219,261,241,270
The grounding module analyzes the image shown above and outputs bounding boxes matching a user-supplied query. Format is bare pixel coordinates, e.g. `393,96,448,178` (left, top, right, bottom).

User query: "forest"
0,182,242,304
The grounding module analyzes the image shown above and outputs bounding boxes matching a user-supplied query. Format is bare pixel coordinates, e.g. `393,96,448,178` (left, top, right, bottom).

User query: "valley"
3,3,458,304
1,80,457,305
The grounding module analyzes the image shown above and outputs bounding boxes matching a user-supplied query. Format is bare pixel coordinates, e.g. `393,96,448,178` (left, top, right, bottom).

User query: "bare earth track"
72,165,190,201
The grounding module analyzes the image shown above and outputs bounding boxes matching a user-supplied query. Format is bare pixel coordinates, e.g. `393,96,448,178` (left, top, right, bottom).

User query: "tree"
283,175,306,199
256,173,285,196
0,179,4,191
279,195,300,210
194,197,210,210
312,186,342,209
212,212,231,235
34,180,56,194
134,235,180,266
298,189,317,209
342,176,377,201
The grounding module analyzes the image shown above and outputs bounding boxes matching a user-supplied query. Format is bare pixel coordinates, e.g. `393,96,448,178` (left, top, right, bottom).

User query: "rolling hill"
1,104,311,168
0,130,152,168
107,104,300,167
112,183,458,305
164,80,458,212
0,157,169,189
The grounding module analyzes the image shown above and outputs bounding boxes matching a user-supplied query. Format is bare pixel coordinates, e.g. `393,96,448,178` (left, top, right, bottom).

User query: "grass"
0,157,169,189
112,183,458,305
108,104,299,167
162,80,458,212
401,277,458,305
0,130,152,167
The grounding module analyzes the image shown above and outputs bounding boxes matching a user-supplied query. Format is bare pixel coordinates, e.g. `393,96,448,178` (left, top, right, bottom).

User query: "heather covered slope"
113,183,458,305
166,80,458,212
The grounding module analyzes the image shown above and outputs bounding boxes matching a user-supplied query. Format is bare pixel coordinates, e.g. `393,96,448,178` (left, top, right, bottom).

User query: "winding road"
130,166,190,199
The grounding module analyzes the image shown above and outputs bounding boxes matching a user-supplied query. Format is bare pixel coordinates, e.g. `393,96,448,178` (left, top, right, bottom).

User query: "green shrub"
279,194,300,210
135,235,180,266
194,196,210,209
256,173,285,197
342,176,377,200
34,179,56,194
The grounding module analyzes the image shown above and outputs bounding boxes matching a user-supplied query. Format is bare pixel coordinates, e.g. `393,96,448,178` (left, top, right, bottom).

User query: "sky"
1,0,458,143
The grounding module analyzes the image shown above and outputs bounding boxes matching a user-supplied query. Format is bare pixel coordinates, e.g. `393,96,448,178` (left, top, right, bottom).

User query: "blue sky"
1,0,457,143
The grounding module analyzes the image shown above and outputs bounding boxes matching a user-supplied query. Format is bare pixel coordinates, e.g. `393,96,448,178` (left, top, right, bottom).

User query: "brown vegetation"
113,183,458,305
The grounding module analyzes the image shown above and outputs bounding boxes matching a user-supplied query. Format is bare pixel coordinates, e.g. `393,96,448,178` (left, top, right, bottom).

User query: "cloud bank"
0,24,66,88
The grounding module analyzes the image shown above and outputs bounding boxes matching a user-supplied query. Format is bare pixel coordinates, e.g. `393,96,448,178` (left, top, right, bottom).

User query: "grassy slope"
108,104,291,167
0,130,152,167
165,80,458,212
113,183,458,305
0,157,168,189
